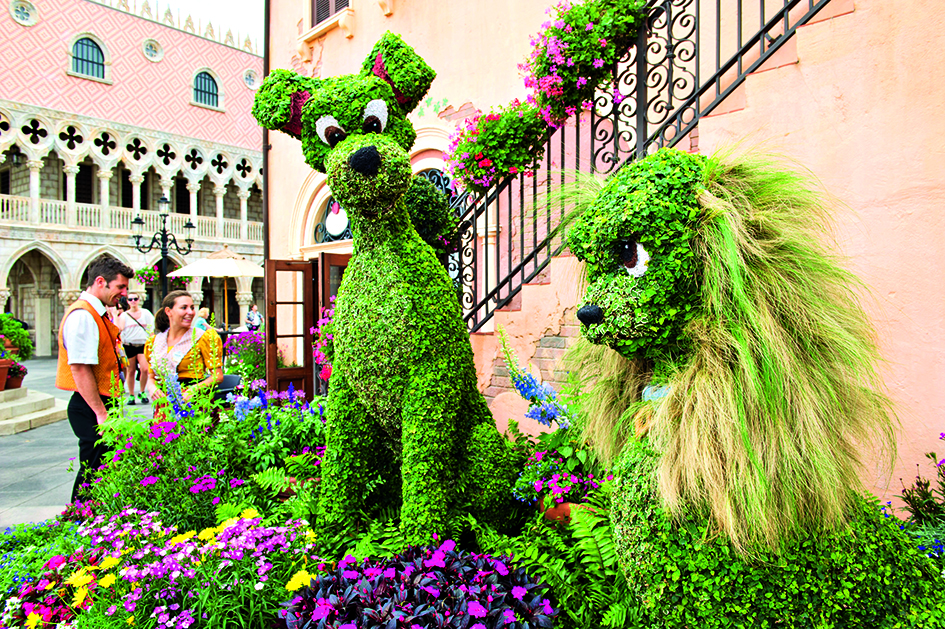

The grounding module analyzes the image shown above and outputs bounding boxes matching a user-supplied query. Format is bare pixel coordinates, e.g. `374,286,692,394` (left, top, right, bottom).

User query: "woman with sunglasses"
117,292,154,405
144,291,223,405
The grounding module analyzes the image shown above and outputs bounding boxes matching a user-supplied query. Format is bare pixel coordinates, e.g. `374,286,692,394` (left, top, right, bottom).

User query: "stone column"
64,165,79,227
130,173,144,214
0,289,10,312
214,185,225,238
238,188,250,240
28,159,43,224
187,181,200,225
59,289,82,308
160,177,173,203
187,278,204,309
33,289,56,357
98,168,113,229
236,291,255,329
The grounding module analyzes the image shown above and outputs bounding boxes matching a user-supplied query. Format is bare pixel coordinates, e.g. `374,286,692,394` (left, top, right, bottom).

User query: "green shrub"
0,313,34,360
611,438,945,629
473,482,643,629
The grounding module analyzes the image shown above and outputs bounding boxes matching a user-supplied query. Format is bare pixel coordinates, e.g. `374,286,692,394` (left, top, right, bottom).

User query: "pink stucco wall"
1,0,262,150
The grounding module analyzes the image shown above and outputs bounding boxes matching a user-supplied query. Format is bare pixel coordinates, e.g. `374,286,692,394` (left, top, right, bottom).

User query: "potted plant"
0,341,11,392
0,314,33,359
6,361,27,389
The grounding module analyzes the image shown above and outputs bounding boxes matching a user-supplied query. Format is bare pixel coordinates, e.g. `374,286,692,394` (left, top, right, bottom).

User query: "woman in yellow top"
144,290,223,402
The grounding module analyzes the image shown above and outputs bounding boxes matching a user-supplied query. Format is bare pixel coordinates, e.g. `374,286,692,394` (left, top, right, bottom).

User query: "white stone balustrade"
0,192,263,244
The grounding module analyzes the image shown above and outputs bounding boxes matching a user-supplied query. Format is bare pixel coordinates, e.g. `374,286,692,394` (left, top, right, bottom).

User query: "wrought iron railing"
455,0,835,332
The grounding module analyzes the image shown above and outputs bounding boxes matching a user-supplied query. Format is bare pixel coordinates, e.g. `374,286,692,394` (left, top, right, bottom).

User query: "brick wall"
484,308,580,404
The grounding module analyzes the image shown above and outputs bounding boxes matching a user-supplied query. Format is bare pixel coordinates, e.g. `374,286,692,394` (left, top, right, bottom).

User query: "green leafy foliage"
254,31,432,173
253,32,518,546
566,148,705,361
611,438,945,628
446,99,549,195
473,483,641,629
0,313,33,360
523,0,646,126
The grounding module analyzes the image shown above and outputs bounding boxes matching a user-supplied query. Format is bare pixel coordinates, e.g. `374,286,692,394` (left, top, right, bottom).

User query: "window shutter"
315,0,331,24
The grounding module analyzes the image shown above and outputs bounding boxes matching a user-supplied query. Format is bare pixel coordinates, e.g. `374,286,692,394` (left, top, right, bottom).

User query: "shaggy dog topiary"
252,33,516,544
562,147,945,626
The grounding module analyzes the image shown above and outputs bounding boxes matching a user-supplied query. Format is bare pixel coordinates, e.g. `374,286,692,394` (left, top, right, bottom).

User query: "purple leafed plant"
282,540,556,629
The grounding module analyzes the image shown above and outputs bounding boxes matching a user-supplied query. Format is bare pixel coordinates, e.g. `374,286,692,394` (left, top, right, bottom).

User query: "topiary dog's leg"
318,370,386,536
399,372,461,545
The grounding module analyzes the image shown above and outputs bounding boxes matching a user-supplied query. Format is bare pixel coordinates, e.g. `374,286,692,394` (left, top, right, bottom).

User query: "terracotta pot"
6,375,23,389
0,358,11,392
2,337,17,355
538,495,577,524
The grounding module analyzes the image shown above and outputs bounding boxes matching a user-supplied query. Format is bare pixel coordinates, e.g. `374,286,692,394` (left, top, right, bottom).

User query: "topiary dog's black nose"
577,304,604,326
349,145,381,177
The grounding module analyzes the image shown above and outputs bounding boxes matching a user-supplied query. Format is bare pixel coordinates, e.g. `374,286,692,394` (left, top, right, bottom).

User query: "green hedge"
612,438,945,629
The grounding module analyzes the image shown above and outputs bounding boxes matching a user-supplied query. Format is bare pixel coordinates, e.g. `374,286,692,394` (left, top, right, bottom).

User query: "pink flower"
585,22,594,31
599,38,607,47
509,167,519,175
593,58,604,68
140,476,159,486
512,585,527,600
468,601,488,618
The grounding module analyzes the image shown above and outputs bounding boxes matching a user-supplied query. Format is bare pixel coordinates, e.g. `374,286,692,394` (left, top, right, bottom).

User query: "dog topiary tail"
649,151,898,553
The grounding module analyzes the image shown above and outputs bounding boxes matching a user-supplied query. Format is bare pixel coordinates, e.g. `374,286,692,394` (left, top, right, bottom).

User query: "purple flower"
342,570,361,579
140,476,159,486
593,58,604,68
512,585,527,600
468,601,488,618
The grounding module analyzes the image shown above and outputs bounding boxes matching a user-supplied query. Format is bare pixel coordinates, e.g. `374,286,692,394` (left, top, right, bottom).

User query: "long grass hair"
565,149,898,553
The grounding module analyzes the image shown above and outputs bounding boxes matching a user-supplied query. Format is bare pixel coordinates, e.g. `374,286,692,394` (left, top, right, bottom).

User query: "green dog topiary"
562,147,945,625
253,32,516,544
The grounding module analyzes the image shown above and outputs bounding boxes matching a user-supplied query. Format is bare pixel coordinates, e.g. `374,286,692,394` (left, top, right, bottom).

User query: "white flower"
254,582,265,591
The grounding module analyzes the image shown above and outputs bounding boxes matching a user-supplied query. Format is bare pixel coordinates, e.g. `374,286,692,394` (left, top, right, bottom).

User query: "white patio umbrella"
168,246,263,327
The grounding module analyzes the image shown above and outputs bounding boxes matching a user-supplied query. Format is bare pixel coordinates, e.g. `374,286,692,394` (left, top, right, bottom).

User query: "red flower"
475,153,484,160
478,159,493,168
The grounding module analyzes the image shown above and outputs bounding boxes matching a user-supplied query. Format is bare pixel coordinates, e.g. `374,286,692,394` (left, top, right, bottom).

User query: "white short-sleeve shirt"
62,291,107,365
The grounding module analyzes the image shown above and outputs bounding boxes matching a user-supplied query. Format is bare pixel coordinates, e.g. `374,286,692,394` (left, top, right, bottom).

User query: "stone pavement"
0,358,154,528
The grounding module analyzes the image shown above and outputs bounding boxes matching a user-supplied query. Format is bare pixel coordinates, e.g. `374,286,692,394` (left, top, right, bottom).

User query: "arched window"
193,72,219,108
72,37,105,79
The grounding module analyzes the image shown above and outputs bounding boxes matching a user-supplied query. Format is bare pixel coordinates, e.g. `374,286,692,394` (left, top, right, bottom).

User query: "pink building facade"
263,0,945,502
1,0,265,355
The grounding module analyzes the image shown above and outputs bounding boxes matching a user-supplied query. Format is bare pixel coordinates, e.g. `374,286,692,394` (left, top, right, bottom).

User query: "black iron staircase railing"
454,0,836,332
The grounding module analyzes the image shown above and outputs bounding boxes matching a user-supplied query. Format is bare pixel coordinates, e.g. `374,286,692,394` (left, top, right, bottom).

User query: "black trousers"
68,392,113,503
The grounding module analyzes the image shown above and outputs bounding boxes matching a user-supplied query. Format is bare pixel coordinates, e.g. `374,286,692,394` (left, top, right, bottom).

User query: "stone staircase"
0,388,68,436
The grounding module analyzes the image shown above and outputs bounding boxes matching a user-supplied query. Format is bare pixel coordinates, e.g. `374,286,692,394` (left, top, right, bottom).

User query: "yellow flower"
197,527,217,541
25,613,42,629
127,615,135,625
220,517,239,531
241,508,260,520
100,556,121,570
99,573,117,588
286,569,312,592
65,569,95,588
72,585,89,608
304,530,317,541
169,530,196,546
45,580,55,590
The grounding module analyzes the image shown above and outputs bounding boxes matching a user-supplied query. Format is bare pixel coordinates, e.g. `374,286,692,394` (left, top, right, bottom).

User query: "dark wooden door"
265,259,316,396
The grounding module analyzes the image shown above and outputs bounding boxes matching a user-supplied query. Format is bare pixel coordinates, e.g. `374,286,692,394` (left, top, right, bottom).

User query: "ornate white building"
1,0,265,355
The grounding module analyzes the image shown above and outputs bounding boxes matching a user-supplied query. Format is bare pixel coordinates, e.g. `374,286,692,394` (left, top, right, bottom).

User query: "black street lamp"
131,196,196,299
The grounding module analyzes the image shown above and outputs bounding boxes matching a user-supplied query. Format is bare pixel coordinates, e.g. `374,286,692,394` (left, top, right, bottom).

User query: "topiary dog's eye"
326,127,347,147
363,116,383,134
362,99,388,134
315,115,347,147
616,239,650,278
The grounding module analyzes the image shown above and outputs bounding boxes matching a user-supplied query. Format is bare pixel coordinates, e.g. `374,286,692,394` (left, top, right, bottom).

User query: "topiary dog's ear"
360,32,435,115
252,69,322,140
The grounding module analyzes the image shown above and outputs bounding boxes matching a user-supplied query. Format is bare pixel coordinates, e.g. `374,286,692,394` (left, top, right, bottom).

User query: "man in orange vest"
56,255,134,503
